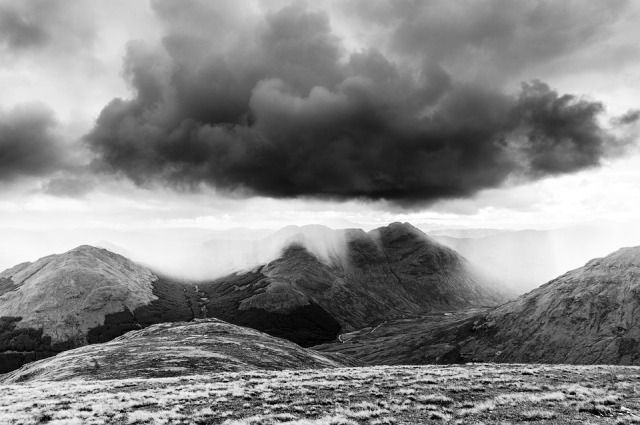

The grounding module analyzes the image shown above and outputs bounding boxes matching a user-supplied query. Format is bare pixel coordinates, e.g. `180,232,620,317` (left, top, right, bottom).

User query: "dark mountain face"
197,222,506,346
0,318,357,383
317,246,640,366
0,222,505,373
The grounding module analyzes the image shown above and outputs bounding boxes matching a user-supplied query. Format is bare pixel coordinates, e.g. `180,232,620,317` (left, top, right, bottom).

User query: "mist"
1,221,639,292
0,224,351,282
434,222,640,292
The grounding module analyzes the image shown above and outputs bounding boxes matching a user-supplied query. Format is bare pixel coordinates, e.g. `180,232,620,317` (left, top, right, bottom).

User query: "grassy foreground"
2,364,640,424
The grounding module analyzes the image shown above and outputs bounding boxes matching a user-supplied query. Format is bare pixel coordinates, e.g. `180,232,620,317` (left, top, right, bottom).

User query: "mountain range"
2,221,640,381
0,222,504,372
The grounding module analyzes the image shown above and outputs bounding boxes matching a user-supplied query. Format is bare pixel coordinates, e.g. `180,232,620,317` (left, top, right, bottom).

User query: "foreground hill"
318,246,640,365
2,364,639,424
0,319,355,383
197,222,505,346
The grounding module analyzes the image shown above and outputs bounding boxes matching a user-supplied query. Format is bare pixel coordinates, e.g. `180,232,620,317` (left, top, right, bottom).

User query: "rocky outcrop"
0,318,357,382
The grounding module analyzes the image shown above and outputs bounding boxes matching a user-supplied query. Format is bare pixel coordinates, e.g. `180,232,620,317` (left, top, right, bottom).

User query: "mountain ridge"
317,245,640,366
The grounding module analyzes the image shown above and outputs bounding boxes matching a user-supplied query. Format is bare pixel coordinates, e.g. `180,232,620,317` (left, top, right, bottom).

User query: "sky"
1,0,640,272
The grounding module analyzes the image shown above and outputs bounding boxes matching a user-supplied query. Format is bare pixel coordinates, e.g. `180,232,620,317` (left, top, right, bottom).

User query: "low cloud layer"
85,0,637,205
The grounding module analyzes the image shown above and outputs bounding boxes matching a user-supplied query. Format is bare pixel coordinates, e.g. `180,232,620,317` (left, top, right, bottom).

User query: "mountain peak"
68,244,102,253
64,244,124,260
374,222,424,235
0,245,159,347
370,222,437,245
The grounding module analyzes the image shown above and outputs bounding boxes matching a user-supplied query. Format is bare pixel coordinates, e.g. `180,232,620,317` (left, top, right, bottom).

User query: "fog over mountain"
2,222,640,294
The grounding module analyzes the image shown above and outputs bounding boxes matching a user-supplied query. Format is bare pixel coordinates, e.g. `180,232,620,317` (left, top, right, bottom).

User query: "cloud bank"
1,0,637,205
84,0,637,205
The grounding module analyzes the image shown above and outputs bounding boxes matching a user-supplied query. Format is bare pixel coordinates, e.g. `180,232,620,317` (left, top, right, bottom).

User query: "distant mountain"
197,222,506,346
318,246,640,365
0,318,356,383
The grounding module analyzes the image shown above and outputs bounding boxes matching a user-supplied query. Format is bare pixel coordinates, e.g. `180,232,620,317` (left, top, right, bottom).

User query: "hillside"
0,245,198,372
0,318,355,383
197,222,506,346
466,246,640,364
318,246,640,365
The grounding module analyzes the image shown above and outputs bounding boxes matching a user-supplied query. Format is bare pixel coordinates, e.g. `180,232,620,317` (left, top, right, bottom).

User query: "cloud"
42,175,95,198
0,0,95,57
0,104,71,182
342,0,631,81
85,0,637,205
613,110,640,126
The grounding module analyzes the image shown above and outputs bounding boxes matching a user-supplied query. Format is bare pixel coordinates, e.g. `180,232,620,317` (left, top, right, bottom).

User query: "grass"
1,363,639,424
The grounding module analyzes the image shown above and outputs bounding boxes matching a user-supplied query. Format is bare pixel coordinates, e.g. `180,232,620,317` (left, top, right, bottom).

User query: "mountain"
465,246,640,364
196,222,506,346
317,246,640,365
0,223,505,372
0,245,199,373
0,318,356,383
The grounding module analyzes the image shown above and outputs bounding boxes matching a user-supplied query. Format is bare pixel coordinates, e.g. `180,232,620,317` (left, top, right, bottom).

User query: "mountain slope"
0,318,356,383
0,246,198,372
198,222,506,346
466,246,640,364
318,246,640,365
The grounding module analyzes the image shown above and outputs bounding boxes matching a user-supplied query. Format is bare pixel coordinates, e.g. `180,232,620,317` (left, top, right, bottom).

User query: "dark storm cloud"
86,0,636,204
0,105,69,181
0,0,94,56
